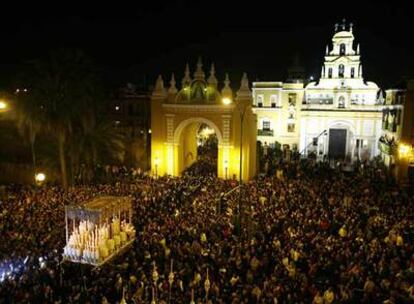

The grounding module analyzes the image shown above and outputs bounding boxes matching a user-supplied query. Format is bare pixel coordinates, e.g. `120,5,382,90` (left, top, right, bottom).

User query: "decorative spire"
341,18,346,30
152,74,166,98
168,73,177,94
221,73,232,98
321,66,324,78
181,63,191,87
334,23,339,32
236,73,251,98
349,22,353,32
325,45,329,55
154,75,164,92
240,73,249,90
224,73,230,87
207,63,218,87
377,89,385,104
356,43,360,55
193,57,205,80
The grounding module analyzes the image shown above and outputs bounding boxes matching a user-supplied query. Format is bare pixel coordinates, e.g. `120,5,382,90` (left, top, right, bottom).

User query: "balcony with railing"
258,129,274,136
305,98,334,105
382,120,398,133
378,141,397,156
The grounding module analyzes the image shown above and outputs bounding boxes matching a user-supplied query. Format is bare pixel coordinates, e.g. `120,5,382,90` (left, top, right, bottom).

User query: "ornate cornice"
162,103,235,114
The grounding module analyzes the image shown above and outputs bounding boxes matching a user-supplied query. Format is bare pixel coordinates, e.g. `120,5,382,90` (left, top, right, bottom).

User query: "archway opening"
179,121,219,177
197,124,218,163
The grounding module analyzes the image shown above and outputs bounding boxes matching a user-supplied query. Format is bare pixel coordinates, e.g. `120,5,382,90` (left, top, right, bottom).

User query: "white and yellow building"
379,81,414,182
253,21,384,161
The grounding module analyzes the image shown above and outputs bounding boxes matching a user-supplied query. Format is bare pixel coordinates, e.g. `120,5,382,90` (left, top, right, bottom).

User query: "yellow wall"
150,93,166,177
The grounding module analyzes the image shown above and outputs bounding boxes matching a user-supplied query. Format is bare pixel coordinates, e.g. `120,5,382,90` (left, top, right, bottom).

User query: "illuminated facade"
150,59,257,180
253,21,384,161
380,81,414,182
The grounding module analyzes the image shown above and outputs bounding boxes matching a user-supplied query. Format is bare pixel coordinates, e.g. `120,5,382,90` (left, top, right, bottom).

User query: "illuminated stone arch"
150,59,257,180
172,117,224,176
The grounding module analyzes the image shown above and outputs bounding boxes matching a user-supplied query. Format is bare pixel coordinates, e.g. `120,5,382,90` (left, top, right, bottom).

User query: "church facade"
253,21,384,162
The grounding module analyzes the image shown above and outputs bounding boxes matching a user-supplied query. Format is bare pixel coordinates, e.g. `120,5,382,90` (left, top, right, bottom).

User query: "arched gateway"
151,59,257,180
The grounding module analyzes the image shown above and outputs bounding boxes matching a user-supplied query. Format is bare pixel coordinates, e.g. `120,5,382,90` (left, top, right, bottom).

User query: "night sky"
0,1,412,90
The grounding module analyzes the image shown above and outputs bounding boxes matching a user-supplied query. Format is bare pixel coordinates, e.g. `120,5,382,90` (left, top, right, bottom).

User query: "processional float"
63,196,136,266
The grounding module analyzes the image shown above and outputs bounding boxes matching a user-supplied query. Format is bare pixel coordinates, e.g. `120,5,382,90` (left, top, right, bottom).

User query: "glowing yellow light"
222,97,232,105
398,144,410,157
35,172,46,183
200,126,215,138
148,129,152,134
154,157,159,166
0,100,8,110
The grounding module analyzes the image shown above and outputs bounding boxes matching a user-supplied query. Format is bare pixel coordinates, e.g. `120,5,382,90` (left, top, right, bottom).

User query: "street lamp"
35,172,46,185
0,100,8,111
222,97,232,105
223,97,248,236
399,143,410,158
236,102,248,237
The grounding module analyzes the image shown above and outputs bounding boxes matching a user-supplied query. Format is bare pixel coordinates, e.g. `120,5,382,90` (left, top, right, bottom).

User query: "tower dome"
175,59,223,104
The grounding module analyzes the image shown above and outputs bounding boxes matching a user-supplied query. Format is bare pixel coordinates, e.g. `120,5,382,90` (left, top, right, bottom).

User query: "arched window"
338,64,345,78
328,68,332,78
340,43,346,55
351,67,355,78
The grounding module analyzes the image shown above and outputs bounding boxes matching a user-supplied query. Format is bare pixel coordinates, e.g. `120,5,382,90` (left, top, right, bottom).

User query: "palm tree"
14,91,46,172
22,48,102,189
69,120,125,184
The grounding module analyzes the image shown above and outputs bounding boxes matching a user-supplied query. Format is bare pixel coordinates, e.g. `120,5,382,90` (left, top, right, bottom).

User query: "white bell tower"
321,19,362,85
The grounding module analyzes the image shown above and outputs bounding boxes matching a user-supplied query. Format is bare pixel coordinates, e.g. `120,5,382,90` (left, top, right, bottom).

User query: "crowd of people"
0,160,413,303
